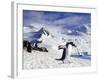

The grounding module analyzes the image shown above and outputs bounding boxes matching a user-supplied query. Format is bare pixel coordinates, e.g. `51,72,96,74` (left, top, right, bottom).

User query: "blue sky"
23,10,91,30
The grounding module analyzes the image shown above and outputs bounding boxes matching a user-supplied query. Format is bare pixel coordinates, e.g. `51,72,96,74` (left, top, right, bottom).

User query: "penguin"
56,42,76,63
56,48,68,63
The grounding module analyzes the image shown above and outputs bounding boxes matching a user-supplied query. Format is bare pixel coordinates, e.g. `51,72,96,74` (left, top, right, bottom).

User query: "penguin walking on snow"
56,42,76,63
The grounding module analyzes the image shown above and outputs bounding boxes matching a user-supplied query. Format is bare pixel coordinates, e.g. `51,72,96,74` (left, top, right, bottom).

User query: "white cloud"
53,16,87,25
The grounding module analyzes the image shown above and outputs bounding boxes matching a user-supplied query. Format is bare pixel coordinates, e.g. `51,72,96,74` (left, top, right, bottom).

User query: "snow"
23,24,91,69
23,49,91,69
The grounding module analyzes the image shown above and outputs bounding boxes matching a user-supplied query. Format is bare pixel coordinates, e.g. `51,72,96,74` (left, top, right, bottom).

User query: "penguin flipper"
55,58,62,61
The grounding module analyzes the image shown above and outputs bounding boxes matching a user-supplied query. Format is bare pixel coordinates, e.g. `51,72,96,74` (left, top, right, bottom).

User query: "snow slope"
23,24,91,69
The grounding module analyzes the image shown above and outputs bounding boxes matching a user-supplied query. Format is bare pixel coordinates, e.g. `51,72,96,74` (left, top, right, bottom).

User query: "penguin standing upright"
56,42,76,63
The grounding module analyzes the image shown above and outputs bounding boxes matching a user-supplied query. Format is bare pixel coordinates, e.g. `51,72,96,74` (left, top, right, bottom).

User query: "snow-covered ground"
23,24,91,69
23,48,91,69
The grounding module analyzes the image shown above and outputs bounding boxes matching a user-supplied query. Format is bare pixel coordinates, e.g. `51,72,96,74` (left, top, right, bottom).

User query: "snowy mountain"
24,24,91,56
61,24,91,36
24,27,49,42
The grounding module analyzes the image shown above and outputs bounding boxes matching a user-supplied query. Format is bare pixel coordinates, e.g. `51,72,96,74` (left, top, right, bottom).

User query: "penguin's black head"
65,42,77,47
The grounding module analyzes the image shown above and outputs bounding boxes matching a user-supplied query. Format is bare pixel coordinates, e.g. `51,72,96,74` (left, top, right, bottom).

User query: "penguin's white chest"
68,44,72,56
